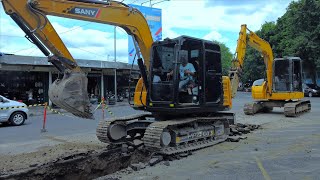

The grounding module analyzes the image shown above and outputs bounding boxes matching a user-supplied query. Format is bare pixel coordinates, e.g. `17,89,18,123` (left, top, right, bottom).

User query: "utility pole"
114,26,117,102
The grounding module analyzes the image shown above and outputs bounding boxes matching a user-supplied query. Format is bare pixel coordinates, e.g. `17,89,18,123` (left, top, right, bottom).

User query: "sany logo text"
75,8,96,16
68,7,101,18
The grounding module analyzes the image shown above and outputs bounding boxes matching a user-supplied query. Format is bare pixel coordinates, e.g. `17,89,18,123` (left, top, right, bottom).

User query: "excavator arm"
1,0,153,118
229,24,274,98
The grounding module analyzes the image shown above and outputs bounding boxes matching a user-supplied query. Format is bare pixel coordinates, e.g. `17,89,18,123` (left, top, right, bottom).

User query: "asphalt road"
0,92,253,146
0,92,315,146
110,94,320,180
1,92,320,179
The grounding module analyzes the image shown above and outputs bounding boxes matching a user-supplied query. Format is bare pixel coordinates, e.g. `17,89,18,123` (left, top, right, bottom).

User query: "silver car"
0,95,29,126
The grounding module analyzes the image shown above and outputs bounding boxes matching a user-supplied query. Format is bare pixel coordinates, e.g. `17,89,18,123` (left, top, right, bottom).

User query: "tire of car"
308,92,313,97
9,112,26,126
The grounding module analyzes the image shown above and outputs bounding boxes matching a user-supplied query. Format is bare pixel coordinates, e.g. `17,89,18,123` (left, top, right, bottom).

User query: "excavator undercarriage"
97,113,235,154
244,100,311,117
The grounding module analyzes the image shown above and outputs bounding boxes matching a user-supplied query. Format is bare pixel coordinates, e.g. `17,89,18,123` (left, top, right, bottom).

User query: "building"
0,55,139,105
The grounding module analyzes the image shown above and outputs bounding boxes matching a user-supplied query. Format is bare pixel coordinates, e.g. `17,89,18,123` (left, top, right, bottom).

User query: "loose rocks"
179,153,189,158
149,156,163,166
227,136,241,142
229,123,260,136
130,162,146,171
162,161,170,166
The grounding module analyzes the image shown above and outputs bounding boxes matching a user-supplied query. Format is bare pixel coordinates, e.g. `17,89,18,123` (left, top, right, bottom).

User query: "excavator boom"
229,24,274,98
1,0,153,118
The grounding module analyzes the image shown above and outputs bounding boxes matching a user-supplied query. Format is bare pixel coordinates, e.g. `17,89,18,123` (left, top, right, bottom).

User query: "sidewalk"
28,101,129,117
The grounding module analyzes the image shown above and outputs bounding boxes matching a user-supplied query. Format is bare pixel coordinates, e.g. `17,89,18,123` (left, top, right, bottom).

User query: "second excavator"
1,0,310,154
230,25,311,117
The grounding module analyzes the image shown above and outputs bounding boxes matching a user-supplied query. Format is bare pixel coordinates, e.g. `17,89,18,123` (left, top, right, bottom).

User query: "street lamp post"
114,26,117,102
141,0,151,6
141,0,170,7
151,0,170,7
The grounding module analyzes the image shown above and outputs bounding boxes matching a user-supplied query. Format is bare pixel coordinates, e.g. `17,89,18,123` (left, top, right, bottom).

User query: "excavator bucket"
49,72,93,119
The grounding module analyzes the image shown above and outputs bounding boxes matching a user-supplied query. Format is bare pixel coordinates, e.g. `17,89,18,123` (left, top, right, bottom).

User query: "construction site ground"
0,92,319,179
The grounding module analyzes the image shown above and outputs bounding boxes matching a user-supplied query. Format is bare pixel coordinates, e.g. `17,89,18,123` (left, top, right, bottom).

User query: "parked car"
303,83,320,97
89,94,99,104
0,95,29,126
107,92,116,105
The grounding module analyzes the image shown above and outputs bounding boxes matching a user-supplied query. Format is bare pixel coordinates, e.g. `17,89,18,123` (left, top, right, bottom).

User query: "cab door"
0,96,10,121
203,45,222,104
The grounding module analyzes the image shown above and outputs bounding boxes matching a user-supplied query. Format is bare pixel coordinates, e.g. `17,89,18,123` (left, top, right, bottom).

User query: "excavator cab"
251,57,304,100
147,36,225,115
247,56,310,116
272,57,303,93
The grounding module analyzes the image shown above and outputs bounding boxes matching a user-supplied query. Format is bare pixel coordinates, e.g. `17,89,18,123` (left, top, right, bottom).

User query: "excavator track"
244,100,311,117
143,117,230,155
284,100,311,117
243,102,262,115
96,113,152,144
97,113,233,154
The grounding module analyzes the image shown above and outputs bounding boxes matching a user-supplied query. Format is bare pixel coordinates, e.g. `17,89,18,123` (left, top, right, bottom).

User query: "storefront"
0,55,139,105
0,71,49,104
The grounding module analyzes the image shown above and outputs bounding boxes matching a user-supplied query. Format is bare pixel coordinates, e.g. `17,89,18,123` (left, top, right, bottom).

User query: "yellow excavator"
1,0,309,154
230,24,311,116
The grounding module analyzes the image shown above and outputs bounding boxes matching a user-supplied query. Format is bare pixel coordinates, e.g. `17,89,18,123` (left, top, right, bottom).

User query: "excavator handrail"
230,24,274,98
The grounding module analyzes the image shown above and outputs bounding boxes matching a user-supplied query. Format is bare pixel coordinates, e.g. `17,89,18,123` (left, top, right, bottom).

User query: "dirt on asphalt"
0,140,105,176
1,147,151,180
0,122,261,180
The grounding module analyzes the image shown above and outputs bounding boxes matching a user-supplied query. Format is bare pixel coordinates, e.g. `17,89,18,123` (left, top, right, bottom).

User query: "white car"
0,95,29,126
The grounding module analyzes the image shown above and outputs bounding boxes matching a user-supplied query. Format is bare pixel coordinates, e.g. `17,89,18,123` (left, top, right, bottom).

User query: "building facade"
0,55,139,105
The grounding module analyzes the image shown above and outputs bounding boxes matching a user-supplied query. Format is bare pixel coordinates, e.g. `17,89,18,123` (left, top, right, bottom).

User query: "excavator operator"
167,52,196,92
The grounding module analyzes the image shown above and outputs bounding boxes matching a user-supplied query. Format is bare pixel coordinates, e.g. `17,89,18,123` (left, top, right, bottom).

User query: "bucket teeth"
49,72,94,119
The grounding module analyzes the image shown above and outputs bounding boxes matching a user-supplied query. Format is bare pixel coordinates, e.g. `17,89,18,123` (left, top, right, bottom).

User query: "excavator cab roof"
161,35,219,46
274,57,302,61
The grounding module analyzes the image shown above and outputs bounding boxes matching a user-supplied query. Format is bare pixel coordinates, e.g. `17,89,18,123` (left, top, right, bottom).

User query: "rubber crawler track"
96,114,231,154
143,117,229,155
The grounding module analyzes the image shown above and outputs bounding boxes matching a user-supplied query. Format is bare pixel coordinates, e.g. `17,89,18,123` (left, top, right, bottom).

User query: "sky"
0,0,293,63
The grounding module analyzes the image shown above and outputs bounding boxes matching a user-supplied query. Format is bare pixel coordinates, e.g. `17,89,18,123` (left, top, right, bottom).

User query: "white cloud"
0,16,129,62
50,22,129,62
156,0,290,39
163,28,180,39
1,0,291,62
203,31,228,42
0,17,25,36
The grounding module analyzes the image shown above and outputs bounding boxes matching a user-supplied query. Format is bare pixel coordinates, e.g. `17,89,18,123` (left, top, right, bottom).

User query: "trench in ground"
0,148,151,180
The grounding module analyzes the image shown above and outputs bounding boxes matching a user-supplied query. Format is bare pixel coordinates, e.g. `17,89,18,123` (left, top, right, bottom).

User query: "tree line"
242,0,320,84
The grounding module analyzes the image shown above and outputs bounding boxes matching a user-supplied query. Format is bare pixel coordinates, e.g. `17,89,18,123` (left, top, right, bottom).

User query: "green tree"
241,0,320,83
213,40,232,75
273,0,320,81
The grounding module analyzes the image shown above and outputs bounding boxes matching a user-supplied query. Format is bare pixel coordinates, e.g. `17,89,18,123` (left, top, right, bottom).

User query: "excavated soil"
0,148,151,180
0,123,259,180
